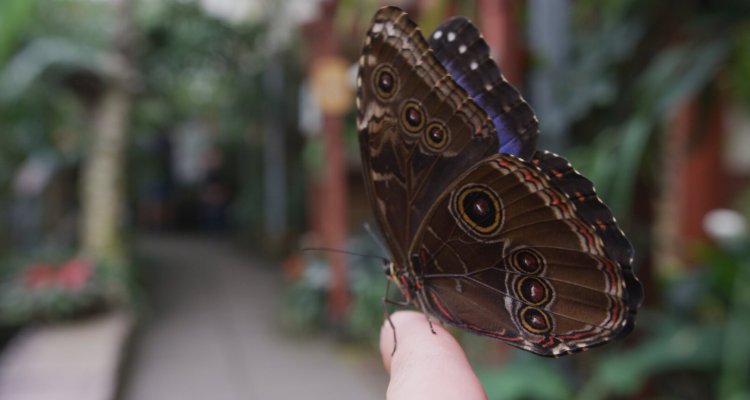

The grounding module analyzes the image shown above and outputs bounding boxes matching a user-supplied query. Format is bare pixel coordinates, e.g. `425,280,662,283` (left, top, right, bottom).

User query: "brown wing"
427,15,539,159
357,7,500,264
409,152,643,356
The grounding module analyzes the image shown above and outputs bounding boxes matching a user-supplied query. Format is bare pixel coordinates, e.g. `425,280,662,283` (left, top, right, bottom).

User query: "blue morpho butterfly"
355,6,643,356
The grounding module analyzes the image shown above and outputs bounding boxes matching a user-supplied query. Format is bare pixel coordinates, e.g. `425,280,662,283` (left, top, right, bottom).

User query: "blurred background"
0,0,749,399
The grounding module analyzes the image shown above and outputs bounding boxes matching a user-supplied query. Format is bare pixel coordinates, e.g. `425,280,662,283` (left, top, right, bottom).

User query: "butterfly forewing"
428,16,539,159
357,7,500,264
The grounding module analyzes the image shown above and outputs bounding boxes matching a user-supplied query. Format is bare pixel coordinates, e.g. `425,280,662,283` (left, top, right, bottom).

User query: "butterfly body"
357,7,642,357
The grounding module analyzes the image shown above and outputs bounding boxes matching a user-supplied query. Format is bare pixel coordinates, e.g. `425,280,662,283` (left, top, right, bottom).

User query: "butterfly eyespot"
516,276,552,306
372,64,398,100
511,249,545,274
451,184,504,237
400,100,426,133
423,122,449,150
520,307,552,334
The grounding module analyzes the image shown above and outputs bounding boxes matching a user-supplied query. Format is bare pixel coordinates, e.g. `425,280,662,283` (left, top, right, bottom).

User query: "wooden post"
302,0,349,320
321,114,348,320
478,0,524,87
655,90,727,272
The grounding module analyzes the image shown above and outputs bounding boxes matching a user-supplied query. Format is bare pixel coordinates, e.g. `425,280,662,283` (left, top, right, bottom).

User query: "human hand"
380,311,488,400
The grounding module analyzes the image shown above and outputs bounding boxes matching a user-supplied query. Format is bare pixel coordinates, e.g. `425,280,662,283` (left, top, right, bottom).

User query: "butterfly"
355,6,643,357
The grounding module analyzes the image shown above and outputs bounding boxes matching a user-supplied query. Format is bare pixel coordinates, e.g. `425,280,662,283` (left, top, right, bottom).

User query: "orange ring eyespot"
452,184,503,237
423,121,449,150
519,306,552,335
372,64,398,100
400,100,426,134
511,249,545,275
515,276,552,306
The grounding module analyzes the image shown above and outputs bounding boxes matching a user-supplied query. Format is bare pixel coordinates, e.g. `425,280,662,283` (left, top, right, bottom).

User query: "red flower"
57,258,93,290
22,264,57,290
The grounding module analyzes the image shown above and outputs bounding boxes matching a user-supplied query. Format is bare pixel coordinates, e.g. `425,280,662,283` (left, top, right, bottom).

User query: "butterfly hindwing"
409,153,642,356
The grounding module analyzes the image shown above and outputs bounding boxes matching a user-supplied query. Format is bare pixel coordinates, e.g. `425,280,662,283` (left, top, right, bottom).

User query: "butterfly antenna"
364,222,390,258
301,247,389,263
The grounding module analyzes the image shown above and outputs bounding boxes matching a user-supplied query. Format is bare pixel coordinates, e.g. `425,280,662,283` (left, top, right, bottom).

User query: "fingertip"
380,311,439,372
379,311,487,399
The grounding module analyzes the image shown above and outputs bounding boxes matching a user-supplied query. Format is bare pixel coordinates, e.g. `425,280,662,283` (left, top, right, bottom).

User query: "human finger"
380,311,487,400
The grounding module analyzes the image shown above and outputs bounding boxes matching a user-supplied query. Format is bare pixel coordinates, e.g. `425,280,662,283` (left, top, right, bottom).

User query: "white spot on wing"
470,61,478,70
433,30,443,39
459,45,467,54
372,23,383,33
447,31,456,42
385,21,396,36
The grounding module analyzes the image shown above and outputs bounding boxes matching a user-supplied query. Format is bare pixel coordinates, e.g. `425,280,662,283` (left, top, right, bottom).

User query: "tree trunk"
81,88,131,260
80,0,135,264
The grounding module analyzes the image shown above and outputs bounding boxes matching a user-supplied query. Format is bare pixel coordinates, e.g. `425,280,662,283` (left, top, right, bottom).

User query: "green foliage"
0,37,106,102
0,0,304,247
0,0,116,241
279,257,328,333
561,1,741,218
478,357,573,400
280,234,388,347
726,25,750,109
137,2,267,131
0,0,37,65
343,249,388,346
0,0,118,102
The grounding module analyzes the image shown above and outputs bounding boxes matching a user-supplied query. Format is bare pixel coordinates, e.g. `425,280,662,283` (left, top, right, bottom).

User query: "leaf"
0,37,107,103
608,116,651,214
636,39,731,118
0,0,37,65
478,357,573,400
579,319,723,400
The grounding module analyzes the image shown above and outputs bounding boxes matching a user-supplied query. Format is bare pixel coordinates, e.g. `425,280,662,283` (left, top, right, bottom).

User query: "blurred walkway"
0,312,132,400
120,235,386,400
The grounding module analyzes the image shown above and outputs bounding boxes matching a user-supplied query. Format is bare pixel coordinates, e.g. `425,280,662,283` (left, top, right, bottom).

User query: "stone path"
120,235,386,400
0,311,133,400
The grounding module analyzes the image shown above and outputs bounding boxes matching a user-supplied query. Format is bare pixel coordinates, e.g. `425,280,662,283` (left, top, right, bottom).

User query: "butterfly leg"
382,278,409,355
384,303,398,356
415,290,437,335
